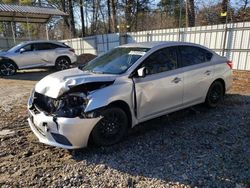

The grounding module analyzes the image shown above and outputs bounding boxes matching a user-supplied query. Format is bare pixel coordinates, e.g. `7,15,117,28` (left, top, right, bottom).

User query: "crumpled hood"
35,68,118,98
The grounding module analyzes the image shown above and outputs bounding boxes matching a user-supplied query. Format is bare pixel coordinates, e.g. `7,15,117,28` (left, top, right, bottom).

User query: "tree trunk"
135,0,139,31
243,0,249,10
80,0,85,37
61,0,70,38
185,0,195,27
107,0,111,33
221,0,228,23
92,0,97,34
68,0,76,37
111,0,117,32
125,0,133,32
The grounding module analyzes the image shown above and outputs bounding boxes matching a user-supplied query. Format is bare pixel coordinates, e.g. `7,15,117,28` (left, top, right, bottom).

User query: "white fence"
62,22,250,71
0,22,249,70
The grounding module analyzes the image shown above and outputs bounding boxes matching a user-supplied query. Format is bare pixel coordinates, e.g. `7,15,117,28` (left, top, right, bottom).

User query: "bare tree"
107,0,111,33
68,0,76,37
111,0,118,32
221,0,228,23
241,0,249,9
91,0,99,34
186,0,195,27
80,0,85,37
124,0,133,32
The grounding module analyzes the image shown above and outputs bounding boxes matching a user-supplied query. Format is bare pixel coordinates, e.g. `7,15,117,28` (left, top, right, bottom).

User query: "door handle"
172,77,181,83
204,70,211,75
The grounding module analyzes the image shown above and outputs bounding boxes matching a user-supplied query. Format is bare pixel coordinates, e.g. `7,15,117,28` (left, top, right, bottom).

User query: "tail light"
226,60,233,69
69,48,75,53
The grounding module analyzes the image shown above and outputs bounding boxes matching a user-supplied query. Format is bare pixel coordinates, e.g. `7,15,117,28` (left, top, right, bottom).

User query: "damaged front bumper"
27,107,101,149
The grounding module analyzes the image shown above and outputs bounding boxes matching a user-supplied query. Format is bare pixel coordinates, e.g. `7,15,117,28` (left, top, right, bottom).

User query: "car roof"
120,41,209,50
20,40,64,46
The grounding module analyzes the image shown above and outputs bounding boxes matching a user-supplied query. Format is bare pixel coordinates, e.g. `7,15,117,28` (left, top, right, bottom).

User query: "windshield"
79,47,149,74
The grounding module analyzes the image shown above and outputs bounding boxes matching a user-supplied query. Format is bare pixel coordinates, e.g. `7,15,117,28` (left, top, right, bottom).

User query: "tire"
55,57,71,71
91,107,129,146
0,61,17,76
205,81,224,108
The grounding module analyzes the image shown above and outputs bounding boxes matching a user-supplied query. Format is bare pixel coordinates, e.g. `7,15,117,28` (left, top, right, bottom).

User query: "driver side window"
19,44,33,52
141,47,178,75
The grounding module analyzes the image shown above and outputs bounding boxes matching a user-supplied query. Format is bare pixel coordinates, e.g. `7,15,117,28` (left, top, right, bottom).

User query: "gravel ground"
0,69,250,188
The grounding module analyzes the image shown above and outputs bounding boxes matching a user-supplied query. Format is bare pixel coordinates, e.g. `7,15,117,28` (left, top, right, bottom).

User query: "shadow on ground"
0,68,55,81
0,64,84,81
70,94,250,187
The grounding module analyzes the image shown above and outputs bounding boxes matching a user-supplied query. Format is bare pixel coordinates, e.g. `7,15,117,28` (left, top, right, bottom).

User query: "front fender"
85,81,134,113
0,56,19,69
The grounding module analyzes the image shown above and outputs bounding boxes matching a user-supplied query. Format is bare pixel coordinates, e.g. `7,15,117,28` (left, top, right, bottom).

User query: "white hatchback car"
0,40,77,76
27,42,232,149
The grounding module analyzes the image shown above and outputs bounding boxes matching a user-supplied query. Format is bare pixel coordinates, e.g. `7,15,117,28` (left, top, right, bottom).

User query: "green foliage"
19,0,32,5
0,22,3,33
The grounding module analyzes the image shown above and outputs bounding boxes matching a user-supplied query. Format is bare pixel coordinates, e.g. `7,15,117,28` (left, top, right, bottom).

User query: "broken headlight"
54,92,88,118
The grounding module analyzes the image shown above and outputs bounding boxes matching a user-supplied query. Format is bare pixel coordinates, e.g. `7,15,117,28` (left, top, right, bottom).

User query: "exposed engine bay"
30,81,114,118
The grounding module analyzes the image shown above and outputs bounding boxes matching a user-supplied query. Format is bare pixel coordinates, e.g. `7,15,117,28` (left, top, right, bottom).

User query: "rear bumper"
28,108,101,149
224,70,233,92
70,54,77,64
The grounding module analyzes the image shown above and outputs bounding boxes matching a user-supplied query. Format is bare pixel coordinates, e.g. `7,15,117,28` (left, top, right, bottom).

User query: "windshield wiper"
91,70,104,74
78,67,104,74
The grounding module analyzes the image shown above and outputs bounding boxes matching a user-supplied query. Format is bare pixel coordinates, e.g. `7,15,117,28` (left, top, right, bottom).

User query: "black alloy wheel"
205,81,224,108
55,57,71,70
0,62,17,76
91,107,129,146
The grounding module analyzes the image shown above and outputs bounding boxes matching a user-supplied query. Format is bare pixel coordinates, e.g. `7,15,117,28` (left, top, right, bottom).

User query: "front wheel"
55,57,71,71
205,81,224,108
0,61,17,76
91,107,129,146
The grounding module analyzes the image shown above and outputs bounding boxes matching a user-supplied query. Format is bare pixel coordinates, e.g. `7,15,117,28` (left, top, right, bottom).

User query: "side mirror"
19,48,26,53
137,67,148,77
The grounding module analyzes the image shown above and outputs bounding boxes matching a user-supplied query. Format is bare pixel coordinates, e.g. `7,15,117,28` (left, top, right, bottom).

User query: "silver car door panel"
182,62,214,106
135,69,183,120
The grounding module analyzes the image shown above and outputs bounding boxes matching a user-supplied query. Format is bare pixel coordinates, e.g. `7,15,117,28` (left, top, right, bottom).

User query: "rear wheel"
205,81,224,108
0,61,17,76
55,57,71,71
91,107,129,146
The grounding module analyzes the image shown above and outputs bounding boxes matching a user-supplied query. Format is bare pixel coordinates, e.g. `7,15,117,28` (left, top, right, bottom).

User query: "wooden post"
11,22,16,44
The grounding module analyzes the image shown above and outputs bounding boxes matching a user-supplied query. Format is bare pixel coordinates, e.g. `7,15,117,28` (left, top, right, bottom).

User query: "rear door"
33,43,57,66
178,45,214,106
134,47,183,121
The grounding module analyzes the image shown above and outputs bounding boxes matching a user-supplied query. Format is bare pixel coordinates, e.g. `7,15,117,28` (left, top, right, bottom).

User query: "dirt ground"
0,69,249,188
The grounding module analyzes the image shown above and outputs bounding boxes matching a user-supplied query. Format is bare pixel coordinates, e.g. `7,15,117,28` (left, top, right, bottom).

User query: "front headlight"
28,88,35,109
54,92,88,118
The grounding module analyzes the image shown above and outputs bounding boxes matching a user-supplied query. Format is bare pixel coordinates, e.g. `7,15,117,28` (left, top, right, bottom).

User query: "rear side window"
62,43,70,48
141,47,178,75
33,43,52,51
49,43,66,49
179,46,213,67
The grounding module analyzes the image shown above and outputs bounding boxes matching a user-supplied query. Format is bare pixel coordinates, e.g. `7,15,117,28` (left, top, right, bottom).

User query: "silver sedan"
27,41,232,149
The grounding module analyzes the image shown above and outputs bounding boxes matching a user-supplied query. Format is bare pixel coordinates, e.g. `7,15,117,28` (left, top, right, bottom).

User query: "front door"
134,47,183,121
12,44,37,68
33,43,55,66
